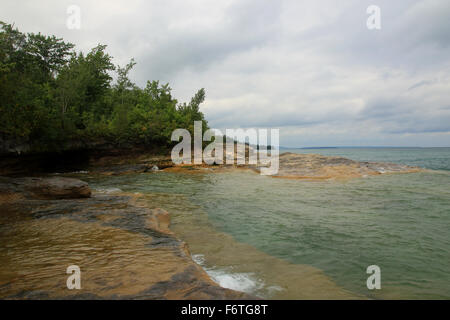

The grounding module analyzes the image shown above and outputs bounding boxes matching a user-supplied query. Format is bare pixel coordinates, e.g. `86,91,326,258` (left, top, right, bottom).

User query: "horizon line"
279,146,450,149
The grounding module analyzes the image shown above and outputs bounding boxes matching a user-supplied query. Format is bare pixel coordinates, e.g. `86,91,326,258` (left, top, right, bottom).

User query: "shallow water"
83,148,450,299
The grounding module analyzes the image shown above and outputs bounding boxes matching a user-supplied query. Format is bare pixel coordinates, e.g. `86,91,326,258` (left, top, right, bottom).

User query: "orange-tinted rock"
146,208,171,233
0,181,252,300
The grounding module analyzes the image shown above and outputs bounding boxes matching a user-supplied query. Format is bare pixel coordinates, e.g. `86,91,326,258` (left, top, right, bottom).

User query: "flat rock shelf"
0,177,253,299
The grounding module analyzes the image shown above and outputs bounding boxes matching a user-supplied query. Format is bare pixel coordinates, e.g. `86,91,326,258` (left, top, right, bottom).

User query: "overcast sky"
2,0,450,147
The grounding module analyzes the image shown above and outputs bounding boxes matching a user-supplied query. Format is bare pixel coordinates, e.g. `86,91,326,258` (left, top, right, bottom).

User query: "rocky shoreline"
266,152,423,180
160,152,422,180
0,151,423,299
0,176,252,299
0,147,423,179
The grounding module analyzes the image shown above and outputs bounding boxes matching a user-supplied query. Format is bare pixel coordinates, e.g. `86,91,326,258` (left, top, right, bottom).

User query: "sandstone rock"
258,152,422,180
0,183,252,300
147,208,171,233
163,151,422,180
0,177,91,200
27,177,91,199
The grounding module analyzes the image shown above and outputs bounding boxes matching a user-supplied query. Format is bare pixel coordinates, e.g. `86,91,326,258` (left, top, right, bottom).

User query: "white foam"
191,254,280,296
95,187,122,194
207,269,264,293
192,254,205,265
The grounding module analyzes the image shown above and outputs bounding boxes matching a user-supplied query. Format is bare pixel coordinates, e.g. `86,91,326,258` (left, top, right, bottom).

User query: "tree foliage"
0,22,208,152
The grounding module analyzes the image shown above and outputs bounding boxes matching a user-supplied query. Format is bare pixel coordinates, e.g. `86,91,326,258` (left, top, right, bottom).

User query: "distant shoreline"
281,146,450,149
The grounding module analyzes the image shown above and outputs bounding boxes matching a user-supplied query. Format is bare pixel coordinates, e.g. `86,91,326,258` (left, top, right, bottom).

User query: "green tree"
0,21,209,153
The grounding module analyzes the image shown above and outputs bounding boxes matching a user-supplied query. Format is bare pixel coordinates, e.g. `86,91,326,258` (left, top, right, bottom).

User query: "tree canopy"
0,22,208,153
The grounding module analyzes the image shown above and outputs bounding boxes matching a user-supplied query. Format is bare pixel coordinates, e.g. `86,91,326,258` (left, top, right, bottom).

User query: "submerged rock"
0,178,252,300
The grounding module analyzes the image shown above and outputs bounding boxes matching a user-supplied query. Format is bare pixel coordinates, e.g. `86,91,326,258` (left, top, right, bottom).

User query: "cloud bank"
2,0,449,146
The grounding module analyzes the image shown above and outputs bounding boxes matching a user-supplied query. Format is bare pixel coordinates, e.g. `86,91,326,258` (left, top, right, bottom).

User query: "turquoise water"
85,148,450,299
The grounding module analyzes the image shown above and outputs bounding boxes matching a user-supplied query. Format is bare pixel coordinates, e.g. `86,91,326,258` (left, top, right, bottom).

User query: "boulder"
25,177,91,199
0,177,91,200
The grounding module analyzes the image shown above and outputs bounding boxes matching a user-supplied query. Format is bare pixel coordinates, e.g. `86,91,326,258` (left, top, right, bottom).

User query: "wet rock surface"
0,176,91,200
161,152,423,180
88,154,173,175
0,178,251,300
259,152,422,180
0,151,424,299
0,149,173,177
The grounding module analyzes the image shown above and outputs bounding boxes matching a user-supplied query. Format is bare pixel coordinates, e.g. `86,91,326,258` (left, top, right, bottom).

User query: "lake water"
86,148,450,299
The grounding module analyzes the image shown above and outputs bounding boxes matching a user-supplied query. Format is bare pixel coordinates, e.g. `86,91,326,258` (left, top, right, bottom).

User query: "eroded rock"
259,152,422,180
0,177,91,200
0,181,252,300
161,152,423,180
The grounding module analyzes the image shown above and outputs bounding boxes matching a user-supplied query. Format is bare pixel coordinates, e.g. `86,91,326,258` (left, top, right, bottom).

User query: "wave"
192,254,282,297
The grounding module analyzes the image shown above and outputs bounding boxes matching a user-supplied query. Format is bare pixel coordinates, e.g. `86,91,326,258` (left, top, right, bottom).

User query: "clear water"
84,148,450,299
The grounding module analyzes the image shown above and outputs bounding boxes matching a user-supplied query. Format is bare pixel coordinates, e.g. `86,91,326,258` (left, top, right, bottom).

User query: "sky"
1,0,450,147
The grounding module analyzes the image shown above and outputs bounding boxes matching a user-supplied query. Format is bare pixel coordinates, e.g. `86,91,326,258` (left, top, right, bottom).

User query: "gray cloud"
1,0,449,146
408,80,434,91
